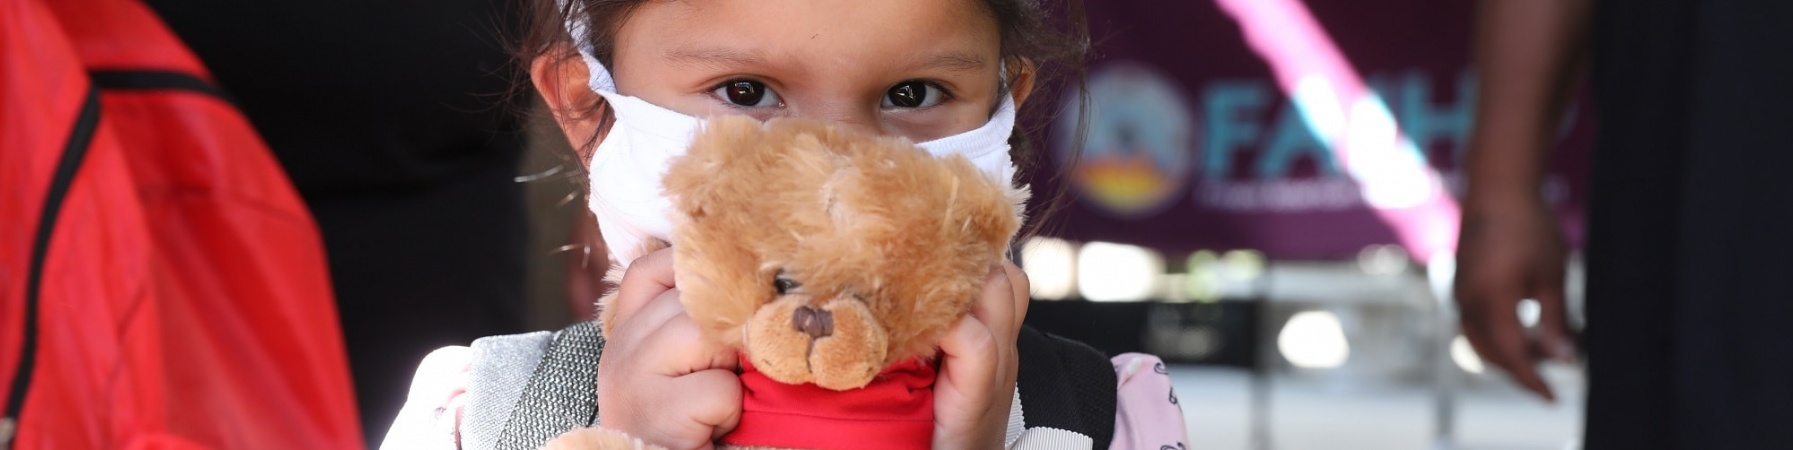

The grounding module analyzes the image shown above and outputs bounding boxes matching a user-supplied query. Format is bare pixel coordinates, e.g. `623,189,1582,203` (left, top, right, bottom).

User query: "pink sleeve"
1110,353,1191,450
377,346,473,450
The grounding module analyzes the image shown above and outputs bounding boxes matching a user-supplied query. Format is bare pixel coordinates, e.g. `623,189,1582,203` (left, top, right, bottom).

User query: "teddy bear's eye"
774,276,800,295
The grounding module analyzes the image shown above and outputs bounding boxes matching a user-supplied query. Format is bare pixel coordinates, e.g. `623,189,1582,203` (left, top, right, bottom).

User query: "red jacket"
1,0,362,447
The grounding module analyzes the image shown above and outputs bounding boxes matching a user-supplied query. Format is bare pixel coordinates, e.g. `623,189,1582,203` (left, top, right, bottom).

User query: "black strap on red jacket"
89,69,234,104
3,84,101,450
3,69,231,449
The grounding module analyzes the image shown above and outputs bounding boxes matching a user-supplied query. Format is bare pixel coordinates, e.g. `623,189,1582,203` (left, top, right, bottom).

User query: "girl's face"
593,0,1023,143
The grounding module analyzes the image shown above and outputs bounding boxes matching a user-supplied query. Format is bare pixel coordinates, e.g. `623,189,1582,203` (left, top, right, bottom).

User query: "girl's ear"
1006,58,1038,110
532,49,608,169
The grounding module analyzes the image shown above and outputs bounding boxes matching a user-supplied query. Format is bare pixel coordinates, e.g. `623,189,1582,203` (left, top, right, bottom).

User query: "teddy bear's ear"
666,115,763,216
939,154,1025,250
1004,183,1032,249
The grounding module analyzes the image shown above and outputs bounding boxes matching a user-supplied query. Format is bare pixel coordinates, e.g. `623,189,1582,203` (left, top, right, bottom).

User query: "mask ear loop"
562,0,618,94
999,59,1012,93
997,59,1014,112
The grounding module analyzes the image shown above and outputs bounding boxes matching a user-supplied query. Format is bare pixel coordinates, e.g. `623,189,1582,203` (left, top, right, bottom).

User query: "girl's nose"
792,101,885,137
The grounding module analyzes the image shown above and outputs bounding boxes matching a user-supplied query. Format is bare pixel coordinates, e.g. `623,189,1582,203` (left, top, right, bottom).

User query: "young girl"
382,0,1188,448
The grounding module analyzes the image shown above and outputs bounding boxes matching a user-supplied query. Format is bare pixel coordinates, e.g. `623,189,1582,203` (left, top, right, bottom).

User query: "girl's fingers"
967,265,1021,395
677,369,745,438
608,366,742,450
609,288,686,349
979,262,1025,391
606,247,678,329
635,311,739,373
597,303,742,449
638,368,741,447
933,315,1007,448
971,264,1019,340
1000,260,1031,331
936,315,1000,397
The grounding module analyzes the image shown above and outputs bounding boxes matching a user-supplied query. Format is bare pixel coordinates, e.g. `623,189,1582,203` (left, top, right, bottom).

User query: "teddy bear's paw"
541,427,668,450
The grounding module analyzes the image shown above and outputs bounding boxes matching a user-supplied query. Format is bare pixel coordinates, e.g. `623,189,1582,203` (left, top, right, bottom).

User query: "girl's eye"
714,80,782,108
883,81,946,109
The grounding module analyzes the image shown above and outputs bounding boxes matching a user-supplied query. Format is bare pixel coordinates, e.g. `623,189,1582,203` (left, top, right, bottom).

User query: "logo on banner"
1055,62,1198,218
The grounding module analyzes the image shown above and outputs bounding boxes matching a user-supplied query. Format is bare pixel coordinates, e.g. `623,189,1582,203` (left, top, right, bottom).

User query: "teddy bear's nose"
792,305,833,339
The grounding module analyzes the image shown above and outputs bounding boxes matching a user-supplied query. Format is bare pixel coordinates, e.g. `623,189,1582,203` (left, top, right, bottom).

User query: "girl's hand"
596,248,743,450
934,261,1031,449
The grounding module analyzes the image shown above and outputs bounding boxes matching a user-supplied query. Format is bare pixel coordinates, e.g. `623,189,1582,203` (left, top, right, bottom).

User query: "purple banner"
1028,0,1592,260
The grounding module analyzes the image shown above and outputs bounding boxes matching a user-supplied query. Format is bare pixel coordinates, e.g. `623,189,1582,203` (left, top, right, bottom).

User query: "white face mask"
567,16,1025,265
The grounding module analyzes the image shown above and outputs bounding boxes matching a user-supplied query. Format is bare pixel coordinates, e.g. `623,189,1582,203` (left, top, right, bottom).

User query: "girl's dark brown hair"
513,0,1091,239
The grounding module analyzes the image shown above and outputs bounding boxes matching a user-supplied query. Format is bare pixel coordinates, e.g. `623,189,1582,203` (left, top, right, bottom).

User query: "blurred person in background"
1457,0,1793,448
142,0,529,444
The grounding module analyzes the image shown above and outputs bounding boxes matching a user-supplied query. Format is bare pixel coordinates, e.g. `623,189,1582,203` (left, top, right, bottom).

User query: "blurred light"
1144,325,1222,361
1451,334,1484,374
1187,249,1267,301
1220,249,1266,280
1160,273,1191,302
1020,237,1077,300
1277,311,1350,369
1517,298,1541,328
1185,250,1221,302
1180,325,1221,359
1292,75,1347,137
1343,97,1435,209
1356,244,1409,275
1076,241,1163,302
1425,253,1455,306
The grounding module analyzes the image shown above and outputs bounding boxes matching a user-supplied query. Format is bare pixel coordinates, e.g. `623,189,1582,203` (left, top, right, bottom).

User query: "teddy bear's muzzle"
746,296,889,390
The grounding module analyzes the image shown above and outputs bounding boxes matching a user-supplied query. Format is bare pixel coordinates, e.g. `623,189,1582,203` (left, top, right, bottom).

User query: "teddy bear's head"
660,116,1023,390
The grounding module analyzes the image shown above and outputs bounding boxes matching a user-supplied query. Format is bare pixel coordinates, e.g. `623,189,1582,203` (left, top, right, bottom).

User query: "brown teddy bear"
546,116,1026,450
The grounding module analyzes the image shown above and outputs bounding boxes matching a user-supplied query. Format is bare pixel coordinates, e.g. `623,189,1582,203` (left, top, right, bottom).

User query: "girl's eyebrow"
913,52,988,74
664,46,769,70
663,46,987,74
